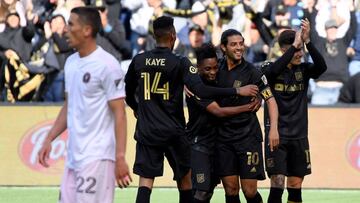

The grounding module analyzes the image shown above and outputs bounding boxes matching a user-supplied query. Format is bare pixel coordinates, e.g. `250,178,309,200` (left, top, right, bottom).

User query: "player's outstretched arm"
38,97,68,167
109,98,132,188
265,97,279,152
206,96,261,117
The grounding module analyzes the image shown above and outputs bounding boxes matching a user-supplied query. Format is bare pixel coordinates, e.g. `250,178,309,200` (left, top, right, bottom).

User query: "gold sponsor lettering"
274,83,304,92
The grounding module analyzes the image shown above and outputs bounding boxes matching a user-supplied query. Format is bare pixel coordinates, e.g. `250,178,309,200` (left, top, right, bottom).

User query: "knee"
224,184,239,196
287,177,303,188
178,171,192,190
194,190,213,201
242,185,257,198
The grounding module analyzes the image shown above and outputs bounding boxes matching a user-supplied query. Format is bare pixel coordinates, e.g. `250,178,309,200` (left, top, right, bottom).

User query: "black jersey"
216,58,273,143
262,42,327,140
186,79,217,150
125,47,237,146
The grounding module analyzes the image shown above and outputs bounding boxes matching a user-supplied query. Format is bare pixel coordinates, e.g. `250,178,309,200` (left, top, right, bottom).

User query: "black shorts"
133,136,191,181
215,137,265,180
191,146,220,192
265,137,312,177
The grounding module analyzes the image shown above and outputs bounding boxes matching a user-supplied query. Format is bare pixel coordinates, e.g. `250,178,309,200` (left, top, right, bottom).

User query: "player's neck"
156,41,172,50
226,57,242,70
78,40,97,58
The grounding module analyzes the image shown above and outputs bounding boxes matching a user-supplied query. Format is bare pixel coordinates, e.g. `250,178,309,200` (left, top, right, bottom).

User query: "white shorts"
59,160,115,203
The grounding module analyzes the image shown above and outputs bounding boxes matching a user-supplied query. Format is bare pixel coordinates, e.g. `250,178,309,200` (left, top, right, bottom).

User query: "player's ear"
220,44,226,53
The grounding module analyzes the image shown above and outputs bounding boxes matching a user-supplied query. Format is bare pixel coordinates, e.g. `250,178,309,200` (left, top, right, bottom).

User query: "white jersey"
64,46,125,169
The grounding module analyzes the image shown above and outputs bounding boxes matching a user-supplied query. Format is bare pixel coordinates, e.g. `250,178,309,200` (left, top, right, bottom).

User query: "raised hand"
301,18,310,44
292,29,303,49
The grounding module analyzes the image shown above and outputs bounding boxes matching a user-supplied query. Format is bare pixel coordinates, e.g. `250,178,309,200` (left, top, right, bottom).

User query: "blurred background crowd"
0,0,359,104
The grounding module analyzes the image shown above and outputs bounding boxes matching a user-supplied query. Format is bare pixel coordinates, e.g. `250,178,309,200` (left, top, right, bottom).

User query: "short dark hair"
278,29,295,48
220,29,242,46
196,43,217,65
71,7,101,38
153,16,175,39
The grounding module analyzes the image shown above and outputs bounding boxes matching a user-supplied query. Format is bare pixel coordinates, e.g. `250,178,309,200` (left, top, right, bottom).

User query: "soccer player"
216,29,280,203
187,43,262,203
38,7,131,203
125,16,259,203
261,19,327,203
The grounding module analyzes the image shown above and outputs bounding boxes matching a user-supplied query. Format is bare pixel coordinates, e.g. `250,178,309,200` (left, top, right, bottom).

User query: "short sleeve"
102,62,126,101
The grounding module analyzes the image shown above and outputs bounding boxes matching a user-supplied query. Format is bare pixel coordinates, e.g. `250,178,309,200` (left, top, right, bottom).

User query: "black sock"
136,186,152,203
179,189,193,203
194,198,210,203
245,192,263,203
287,188,302,203
268,187,284,203
226,194,241,203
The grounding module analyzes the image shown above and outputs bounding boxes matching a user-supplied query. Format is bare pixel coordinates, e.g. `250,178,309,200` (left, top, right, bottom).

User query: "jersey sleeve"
181,57,237,98
102,61,126,101
253,67,273,101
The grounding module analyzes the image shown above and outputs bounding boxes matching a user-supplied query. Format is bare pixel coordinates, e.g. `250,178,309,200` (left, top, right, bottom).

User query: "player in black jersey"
125,16,259,203
187,43,262,203
215,29,280,203
261,19,327,203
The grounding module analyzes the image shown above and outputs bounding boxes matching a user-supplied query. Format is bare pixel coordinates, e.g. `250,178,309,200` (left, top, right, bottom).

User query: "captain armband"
260,87,273,101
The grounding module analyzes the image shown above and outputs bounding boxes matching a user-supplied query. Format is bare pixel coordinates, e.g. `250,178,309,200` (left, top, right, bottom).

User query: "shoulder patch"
261,75,268,85
189,66,198,74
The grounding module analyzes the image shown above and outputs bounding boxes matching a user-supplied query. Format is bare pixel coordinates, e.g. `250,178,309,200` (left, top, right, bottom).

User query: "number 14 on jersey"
141,72,170,100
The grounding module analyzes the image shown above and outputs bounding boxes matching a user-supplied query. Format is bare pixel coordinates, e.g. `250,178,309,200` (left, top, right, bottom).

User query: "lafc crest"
196,173,205,183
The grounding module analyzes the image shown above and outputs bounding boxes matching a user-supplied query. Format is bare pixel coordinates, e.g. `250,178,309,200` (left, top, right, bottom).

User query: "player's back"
128,47,187,146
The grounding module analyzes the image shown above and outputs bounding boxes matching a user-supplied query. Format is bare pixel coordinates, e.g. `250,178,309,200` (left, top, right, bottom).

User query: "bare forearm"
266,97,278,130
112,101,127,159
46,102,67,142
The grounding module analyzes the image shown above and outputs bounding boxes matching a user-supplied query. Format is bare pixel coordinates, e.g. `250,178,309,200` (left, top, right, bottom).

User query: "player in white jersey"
38,7,131,203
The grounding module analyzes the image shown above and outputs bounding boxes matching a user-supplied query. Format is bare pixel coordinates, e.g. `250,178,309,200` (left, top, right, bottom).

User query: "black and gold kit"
186,79,219,193
215,58,272,179
261,42,327,176
125,47,237,179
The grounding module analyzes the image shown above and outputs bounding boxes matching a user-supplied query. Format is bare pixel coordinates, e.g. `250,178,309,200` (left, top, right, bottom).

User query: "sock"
136,186,152,203
268,187,284,203
245,192,263,203
179,189,193,203
287,188,302,203
194,198,210,203
226,194,241,203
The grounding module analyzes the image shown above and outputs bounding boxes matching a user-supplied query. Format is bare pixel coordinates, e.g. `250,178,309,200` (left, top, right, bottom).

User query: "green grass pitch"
1,187,360,203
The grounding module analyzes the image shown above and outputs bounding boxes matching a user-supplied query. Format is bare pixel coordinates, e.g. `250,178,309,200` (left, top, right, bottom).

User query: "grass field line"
1,186,359,193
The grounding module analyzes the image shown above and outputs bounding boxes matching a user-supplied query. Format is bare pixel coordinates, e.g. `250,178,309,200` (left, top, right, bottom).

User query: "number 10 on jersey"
141,72,169,100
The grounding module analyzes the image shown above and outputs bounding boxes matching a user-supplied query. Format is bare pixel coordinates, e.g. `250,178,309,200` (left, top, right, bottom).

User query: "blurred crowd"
0,0,359,104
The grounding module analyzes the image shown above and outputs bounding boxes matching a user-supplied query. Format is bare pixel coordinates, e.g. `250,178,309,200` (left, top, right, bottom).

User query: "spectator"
174,24,205,64
347,1,360,76
96,6,132,61
338,72,360,103
308,1,357,105
31,14,72,102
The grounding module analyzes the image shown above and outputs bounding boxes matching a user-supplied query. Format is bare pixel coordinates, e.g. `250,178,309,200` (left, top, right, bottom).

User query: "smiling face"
221,34,245,63
198,57,218,82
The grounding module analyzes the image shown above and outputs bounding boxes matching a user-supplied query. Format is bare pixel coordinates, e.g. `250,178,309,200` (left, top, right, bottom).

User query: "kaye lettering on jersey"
145,58,166,66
